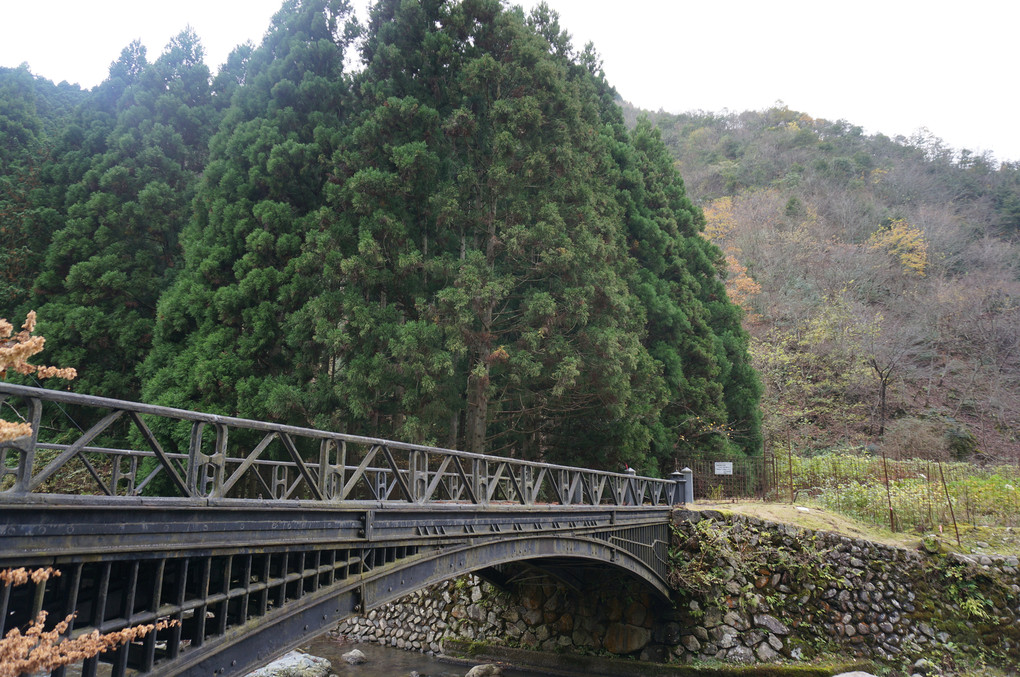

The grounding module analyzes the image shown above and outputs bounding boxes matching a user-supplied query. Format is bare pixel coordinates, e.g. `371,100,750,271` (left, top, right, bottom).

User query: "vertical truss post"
410,450,426,503
0,396,41,495
320,439,340,500
187,422,206,496
624,467,637,506
474,458,488,505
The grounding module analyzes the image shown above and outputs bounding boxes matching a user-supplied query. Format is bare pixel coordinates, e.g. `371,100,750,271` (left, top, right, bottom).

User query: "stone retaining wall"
663,510,1020,667
338,509,1020,671
338,571,662,657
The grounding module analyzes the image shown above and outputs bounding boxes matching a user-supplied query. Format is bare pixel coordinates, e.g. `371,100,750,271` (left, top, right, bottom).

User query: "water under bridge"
0,383,691,676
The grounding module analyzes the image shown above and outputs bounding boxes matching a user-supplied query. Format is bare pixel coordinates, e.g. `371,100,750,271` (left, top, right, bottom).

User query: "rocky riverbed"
244,636,548,677
245,643,892,677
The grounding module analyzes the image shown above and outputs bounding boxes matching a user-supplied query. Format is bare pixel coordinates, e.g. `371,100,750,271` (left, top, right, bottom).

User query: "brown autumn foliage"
0,568,59,587
0,568,176,676
624,102,1020,460
0,612,176,677
1,316,156,675
0,311,76,443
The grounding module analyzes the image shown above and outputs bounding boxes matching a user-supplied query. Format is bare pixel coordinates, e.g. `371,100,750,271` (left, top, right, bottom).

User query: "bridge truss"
1,383,688,676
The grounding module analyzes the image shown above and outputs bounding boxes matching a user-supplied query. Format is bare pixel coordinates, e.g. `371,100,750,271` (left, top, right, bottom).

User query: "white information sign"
714,462,733,475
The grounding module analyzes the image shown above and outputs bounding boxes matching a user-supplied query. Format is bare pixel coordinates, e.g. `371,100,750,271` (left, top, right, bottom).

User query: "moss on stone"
666,509,1019,673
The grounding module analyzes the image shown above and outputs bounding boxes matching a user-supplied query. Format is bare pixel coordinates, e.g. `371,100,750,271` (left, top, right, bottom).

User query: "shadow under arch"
173,531,672,676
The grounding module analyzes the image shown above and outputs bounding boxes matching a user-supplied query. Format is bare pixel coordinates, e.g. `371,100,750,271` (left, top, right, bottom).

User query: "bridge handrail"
1,383,692,506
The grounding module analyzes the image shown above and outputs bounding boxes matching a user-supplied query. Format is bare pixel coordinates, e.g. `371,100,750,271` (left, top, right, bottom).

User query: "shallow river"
305,635,557,677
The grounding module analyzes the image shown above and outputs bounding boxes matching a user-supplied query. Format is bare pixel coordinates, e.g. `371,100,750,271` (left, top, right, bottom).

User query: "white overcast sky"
2,0,1017,163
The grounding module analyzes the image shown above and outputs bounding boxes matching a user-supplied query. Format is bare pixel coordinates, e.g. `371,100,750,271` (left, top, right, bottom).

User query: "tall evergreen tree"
621,119,761,458
142,0,358,422
32,31,217,398
1,66,48,311
522,9,763,461
127,0,761,470
306,0,667,469
0,67,84,313
298,0,457,443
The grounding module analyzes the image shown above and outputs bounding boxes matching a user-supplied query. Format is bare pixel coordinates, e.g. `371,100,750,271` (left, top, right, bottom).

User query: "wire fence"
786,452,1020,532
676,454,778,501
681,450,1020,533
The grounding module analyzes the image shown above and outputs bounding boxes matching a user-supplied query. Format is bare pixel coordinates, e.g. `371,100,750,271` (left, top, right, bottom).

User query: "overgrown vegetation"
622,103,1020,463
776,451,1020,536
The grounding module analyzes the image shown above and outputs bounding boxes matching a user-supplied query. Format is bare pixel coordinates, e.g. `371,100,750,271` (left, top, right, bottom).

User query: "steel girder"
0,498,673,676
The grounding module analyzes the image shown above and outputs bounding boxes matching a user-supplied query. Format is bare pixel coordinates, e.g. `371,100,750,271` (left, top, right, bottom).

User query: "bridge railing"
1,383,691,507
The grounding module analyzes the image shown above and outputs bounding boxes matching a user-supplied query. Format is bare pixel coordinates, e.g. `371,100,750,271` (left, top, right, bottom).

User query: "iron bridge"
0,383,689,676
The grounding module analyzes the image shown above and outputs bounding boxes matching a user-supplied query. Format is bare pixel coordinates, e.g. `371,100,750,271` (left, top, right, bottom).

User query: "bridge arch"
359,531,673,610
136,528,672,676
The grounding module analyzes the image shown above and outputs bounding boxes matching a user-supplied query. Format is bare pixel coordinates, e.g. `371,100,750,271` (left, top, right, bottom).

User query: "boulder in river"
342,648,368,665
464,664,503,677
245,650,332,677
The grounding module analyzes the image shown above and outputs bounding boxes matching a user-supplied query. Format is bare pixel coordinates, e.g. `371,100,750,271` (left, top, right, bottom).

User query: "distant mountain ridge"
622,100,1020,460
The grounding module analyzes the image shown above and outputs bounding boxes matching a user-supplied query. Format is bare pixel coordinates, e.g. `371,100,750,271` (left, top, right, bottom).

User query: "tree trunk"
466,359,489,455
465,196,499,455
870,358,892,436
878,376,887,435
447,410,460,451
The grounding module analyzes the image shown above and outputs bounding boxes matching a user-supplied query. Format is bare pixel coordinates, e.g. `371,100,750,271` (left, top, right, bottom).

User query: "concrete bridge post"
670,468,693,505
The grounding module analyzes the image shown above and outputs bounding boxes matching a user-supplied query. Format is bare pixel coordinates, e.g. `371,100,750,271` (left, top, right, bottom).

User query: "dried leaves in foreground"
0,311,77,444
0,568,177,677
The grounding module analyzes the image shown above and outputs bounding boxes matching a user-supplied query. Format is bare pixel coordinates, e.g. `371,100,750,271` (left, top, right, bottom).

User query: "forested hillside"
0,0,761,474
622,103,1020,461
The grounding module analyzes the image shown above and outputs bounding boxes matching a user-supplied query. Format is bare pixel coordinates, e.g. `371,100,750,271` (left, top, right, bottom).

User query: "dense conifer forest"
0,0,763,474
7,0,1017,472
